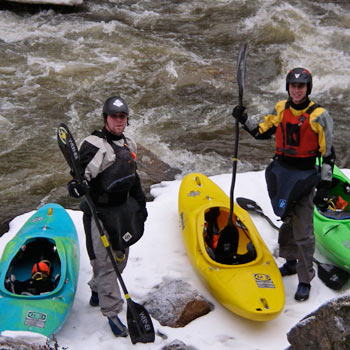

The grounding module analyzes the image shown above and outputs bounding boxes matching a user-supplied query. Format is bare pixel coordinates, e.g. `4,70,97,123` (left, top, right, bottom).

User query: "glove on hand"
232,105,248,124
67,179,89,198
314,181,332,211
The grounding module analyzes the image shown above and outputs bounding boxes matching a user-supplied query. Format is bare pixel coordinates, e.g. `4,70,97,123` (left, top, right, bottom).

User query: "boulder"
160,339,198,350
287,295,350,350
137,144,181,201
143,278,212,328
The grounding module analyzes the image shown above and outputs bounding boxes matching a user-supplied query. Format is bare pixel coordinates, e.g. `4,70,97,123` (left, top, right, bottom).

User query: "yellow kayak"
178,173,285,321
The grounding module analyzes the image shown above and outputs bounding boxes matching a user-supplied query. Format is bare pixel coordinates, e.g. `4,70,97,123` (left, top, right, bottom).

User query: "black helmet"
286,67,312,95
102,96,129,120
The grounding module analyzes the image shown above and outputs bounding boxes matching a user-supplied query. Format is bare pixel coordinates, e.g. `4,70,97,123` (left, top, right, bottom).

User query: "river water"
1,0,350,233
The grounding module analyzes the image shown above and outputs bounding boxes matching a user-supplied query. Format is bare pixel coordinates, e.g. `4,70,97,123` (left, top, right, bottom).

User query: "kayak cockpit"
4,238,61,296
315,174,350,220
202,206,257,265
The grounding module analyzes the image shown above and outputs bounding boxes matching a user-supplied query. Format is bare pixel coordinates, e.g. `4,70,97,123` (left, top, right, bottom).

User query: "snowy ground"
1,169,350,350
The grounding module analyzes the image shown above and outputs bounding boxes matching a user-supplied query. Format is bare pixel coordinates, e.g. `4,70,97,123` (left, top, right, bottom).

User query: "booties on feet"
294,282,311,301
108,316,128,337
89,291,99,307
279,259,297,276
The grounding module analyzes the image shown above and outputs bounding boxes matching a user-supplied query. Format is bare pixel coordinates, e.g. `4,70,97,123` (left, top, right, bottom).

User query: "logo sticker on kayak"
188,190,200,197
254,274,275,289
25,311,47,329
31,216,43,223
342,240,350,250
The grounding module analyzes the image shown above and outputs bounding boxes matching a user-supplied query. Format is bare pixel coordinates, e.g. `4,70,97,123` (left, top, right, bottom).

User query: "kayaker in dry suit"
232,68,335,301
67,96,148,337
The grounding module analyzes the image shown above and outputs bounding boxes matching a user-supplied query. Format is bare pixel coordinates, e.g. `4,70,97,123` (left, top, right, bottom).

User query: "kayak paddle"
57,123,155,344
216,42,248,261
236,197,280,230
236,197,350,290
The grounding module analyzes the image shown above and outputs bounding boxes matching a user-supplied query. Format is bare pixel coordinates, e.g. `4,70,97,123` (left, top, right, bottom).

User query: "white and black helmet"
102,96,129,120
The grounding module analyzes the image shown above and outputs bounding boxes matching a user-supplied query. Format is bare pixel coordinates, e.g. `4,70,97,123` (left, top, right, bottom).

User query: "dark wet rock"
137,144,181,201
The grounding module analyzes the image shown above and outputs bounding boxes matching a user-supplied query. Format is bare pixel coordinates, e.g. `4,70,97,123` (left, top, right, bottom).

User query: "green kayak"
314,165,350,271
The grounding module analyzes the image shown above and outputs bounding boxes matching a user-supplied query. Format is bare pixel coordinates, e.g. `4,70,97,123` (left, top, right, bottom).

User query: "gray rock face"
287,295,350,350
143,278,212,328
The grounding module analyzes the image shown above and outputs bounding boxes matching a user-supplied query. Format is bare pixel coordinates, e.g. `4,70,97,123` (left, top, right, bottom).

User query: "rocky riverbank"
0,144,180,236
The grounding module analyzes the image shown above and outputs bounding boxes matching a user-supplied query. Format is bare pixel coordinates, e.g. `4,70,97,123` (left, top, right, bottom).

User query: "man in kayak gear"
67,96,148,337
232,67,335,301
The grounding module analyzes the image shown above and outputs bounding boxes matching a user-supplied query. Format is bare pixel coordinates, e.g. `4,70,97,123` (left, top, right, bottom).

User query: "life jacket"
90,131,137,205
275,102,320,158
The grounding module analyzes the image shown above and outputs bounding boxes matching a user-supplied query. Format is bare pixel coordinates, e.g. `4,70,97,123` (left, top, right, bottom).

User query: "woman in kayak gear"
232,67,335,302
66,96,148,338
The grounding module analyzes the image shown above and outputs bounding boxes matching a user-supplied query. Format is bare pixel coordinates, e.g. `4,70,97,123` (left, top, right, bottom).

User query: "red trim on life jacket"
275,103,319,158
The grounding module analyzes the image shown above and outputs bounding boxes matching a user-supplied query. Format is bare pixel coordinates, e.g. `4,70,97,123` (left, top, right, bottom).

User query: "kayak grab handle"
195,176,202,187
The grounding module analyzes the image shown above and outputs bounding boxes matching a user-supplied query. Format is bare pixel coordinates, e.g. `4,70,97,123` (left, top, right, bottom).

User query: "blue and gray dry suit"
79,127,147,319
243,98,334,284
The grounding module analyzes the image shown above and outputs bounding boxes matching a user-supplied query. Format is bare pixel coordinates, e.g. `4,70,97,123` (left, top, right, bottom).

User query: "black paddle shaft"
57,123,155,344
227,42,248,225
215,43,248,260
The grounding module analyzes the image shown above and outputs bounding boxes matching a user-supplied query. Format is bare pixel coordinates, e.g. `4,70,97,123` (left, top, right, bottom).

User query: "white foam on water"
242,1,350,97
0,0,349,218
4,0,82,4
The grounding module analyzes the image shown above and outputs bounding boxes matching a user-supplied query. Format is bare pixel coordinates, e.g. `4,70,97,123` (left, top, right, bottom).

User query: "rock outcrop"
143,278,212,328
287,295,350,350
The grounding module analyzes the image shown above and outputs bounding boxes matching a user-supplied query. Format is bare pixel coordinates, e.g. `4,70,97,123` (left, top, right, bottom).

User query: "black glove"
67,179,89,198
314,181,331,210
232,105,248,124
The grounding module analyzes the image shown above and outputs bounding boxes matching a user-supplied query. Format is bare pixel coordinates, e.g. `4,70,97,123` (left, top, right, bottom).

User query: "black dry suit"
79,128,147,258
